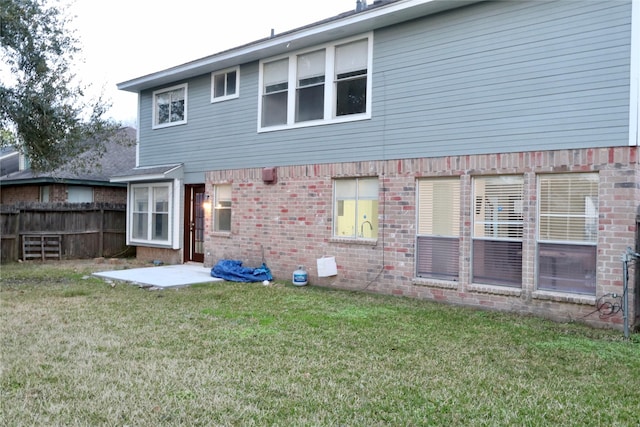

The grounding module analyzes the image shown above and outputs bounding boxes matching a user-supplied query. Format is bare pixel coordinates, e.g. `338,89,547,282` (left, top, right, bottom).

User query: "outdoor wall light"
202,194,212,209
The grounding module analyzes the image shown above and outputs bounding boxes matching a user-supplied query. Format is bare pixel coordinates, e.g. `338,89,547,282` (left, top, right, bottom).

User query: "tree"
0,0,125,173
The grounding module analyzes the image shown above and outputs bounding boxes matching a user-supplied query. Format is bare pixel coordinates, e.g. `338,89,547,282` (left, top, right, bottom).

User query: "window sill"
532,290,596,306
258,113,371,133
412,277,459,290
129,240,173,249
468,283,522,297
329,237,377,246
152,120,187,130
211,231,232,238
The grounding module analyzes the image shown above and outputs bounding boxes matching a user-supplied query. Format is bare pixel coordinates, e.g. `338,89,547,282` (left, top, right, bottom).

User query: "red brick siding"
94,187,127,204
1,185,40,204
1,184,125,204
203,147,638,330
136,246,182,265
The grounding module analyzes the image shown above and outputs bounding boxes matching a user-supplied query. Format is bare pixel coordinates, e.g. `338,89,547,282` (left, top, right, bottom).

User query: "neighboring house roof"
0,147,19,176
117,0,481,93
0,127,137,187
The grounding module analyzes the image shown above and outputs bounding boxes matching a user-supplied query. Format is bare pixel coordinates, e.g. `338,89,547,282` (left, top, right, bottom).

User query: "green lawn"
1,261,638,426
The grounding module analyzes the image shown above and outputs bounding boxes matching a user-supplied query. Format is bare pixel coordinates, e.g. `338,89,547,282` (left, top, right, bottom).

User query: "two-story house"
115,0,639,330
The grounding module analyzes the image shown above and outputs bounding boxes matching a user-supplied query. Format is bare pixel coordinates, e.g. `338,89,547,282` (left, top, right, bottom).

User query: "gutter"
0,177,127,187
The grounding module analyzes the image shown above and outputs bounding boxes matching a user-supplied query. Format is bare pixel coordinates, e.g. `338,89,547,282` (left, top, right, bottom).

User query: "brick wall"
1,184,126,204
94,187,127,204
136,246,182,265
0,185,40,204
205,147,638,330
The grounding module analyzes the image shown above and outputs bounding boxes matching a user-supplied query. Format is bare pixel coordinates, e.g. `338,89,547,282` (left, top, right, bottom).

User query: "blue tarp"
211,259,273,282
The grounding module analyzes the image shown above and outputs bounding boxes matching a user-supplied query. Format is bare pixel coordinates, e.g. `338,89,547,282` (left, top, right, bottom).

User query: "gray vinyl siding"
137,0,631,183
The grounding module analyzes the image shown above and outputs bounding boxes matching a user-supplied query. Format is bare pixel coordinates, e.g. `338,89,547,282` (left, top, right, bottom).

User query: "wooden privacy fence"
0,202,132,263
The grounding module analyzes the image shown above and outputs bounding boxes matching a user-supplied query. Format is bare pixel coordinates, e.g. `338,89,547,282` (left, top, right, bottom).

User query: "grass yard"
1,261,639,426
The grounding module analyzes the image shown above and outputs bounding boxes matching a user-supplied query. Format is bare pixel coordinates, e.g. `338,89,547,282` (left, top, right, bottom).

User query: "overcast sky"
66,0,354,125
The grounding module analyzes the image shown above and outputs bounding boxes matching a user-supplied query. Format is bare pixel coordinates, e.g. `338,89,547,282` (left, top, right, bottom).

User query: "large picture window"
537,173,598,295
416,178,460,281
130,183,172,244
472,176,523,287
214,184,232,232
334,177,378,239
259,34,371,130
152,84,187,129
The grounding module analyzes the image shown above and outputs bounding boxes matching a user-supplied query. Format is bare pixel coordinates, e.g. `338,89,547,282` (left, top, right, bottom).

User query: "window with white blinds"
472,176,523,287
416,178,460,281
537,173,598,295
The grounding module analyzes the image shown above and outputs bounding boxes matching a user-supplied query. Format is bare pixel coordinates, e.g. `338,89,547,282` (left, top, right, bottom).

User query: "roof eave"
110,164,184,183
0,177,126,187
117,0,483,93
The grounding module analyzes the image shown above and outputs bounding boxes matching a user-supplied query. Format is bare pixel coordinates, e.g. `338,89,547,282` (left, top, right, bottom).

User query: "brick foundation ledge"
532,290,596,306
467,284,522,297
412,277,459,290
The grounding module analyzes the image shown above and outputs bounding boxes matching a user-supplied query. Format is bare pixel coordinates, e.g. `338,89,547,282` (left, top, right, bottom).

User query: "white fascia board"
117,0,482,93
110,164,184,183
630,0,639,146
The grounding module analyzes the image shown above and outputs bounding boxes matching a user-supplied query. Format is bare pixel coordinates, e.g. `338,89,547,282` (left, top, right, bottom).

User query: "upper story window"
211,67,239,102
152,83,187,129
259,34,372,131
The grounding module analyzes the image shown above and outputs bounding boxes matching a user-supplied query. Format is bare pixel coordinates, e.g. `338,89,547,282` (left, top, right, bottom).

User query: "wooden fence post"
99,207,105,258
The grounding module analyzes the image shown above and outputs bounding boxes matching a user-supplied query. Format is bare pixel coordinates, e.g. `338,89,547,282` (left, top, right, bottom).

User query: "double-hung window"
335,39,368,116
334,177,378,239
152,83,187,129
416,178,460,281
131,183,172,244
296,50,325,122
472,176,524,287
537,173,598,295
259,34,372,130
214,184,232,232
211,67,239,102
262,59,289,127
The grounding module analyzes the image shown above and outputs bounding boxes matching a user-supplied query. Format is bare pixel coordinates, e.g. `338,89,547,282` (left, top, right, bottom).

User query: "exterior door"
184,184,205,263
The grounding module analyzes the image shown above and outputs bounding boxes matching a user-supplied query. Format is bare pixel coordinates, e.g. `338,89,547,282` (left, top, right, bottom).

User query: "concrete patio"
93,263,223,288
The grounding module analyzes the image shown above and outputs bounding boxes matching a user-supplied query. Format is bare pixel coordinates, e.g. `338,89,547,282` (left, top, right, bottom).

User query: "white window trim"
152,83,188,129
213,184,232,233
332,176,378,241
257,32,373,133
128,182,175,247
211,66,240,103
